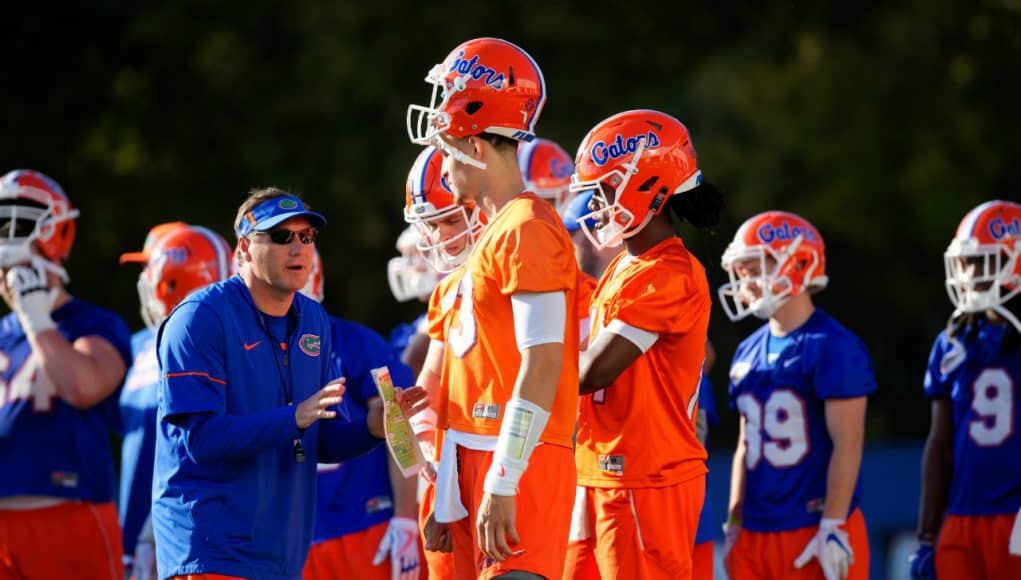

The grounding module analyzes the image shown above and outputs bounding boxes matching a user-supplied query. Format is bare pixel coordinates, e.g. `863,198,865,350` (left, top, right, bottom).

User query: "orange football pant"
692,540,714,580
727,507,869,580
304,521,393,580
936,513,1021,579
449,444,575,580
169,576,244,580
563,476,704,580
0,500,122,580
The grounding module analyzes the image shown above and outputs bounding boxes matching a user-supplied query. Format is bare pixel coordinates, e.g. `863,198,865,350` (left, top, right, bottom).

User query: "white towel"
568,486,591,541
433,429,498,523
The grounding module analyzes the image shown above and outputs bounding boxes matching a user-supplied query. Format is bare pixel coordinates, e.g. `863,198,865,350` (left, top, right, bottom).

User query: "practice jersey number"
737,389,808,469
448,266,477,358
0,352,57,412
969,368,1014,447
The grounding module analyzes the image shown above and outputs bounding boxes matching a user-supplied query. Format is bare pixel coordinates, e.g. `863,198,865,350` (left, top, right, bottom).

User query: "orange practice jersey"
577,271,597,321
424,268,468,459
439,193,580,448
576,237,710,487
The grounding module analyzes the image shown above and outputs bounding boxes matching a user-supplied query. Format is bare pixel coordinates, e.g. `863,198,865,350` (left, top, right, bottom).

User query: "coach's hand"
423,511,452,553
477,492,518,562
295,379,345,430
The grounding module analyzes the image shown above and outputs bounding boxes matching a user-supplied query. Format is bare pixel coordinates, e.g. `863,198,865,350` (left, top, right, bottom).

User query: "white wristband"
483,397,550,496
409,407,437,435
820,518,845,531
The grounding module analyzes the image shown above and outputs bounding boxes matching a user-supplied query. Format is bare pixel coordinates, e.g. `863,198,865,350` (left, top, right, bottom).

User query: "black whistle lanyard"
258,311,305,463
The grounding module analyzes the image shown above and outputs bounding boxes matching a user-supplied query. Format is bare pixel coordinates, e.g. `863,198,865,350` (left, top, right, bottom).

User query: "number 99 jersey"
728,308,877,532
924,319,1021,516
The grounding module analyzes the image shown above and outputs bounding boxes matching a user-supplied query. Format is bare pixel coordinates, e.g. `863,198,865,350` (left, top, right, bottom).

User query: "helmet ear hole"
465,101,483,115
637,177,659,192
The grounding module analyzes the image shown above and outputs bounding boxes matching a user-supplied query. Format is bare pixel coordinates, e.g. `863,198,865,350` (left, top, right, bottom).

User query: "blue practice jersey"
728,309,877,532
118,327,159,557
0,299,132,502
388,312,428,363
313,317,414,543
924,320,1021,516
694,373,719,545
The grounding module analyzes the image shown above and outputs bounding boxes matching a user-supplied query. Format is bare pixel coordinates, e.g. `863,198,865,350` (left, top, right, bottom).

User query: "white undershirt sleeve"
511,291,567,350
605,318,659,353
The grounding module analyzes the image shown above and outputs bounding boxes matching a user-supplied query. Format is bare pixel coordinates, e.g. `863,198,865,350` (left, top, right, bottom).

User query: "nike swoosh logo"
244,341,263,351
783,356,800,368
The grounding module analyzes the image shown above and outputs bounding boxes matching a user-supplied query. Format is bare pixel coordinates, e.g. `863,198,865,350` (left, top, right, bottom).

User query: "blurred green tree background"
3,1,1020,445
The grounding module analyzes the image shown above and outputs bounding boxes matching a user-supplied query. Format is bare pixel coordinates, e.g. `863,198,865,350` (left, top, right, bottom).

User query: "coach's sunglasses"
254,227,318,245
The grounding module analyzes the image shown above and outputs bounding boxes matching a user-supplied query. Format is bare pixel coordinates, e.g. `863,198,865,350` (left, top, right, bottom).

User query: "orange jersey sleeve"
577,237,710,488
442,193,580,448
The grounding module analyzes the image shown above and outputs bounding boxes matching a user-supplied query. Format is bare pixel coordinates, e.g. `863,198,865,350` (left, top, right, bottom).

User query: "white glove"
373,516,421,580
129,541,157,580
794,518,854,580
722,521,740,574
5,265,55,336
1010,505,1021,556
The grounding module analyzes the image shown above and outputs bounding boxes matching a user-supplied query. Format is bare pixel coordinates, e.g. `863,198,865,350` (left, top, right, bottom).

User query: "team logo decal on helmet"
944,200,1021,333
407,37,546,169
718,211,828,321
570,110,702,249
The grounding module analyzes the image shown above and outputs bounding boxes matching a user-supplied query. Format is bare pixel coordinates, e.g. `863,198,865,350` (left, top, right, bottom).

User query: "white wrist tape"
820,518,845,531
409,407,437,435
484,397,550,496
6,265,56,336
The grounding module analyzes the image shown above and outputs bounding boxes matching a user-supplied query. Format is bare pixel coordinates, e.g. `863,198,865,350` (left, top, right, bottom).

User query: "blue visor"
236,195,326,238
562,190,597,233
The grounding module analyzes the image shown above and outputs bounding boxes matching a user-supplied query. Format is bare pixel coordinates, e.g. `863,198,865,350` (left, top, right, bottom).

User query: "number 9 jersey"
924,320,1021,516
728,309,877,531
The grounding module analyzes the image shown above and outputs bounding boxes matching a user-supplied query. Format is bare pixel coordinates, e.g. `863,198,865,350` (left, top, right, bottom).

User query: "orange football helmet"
138,225,233,329
407,37,546,169
569,110,702,249
120,221,188,264
300,246,325,303
404,146,485,272
718,211,828,321
0,169,80,282
945,200,1021,331
518,138,574,213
